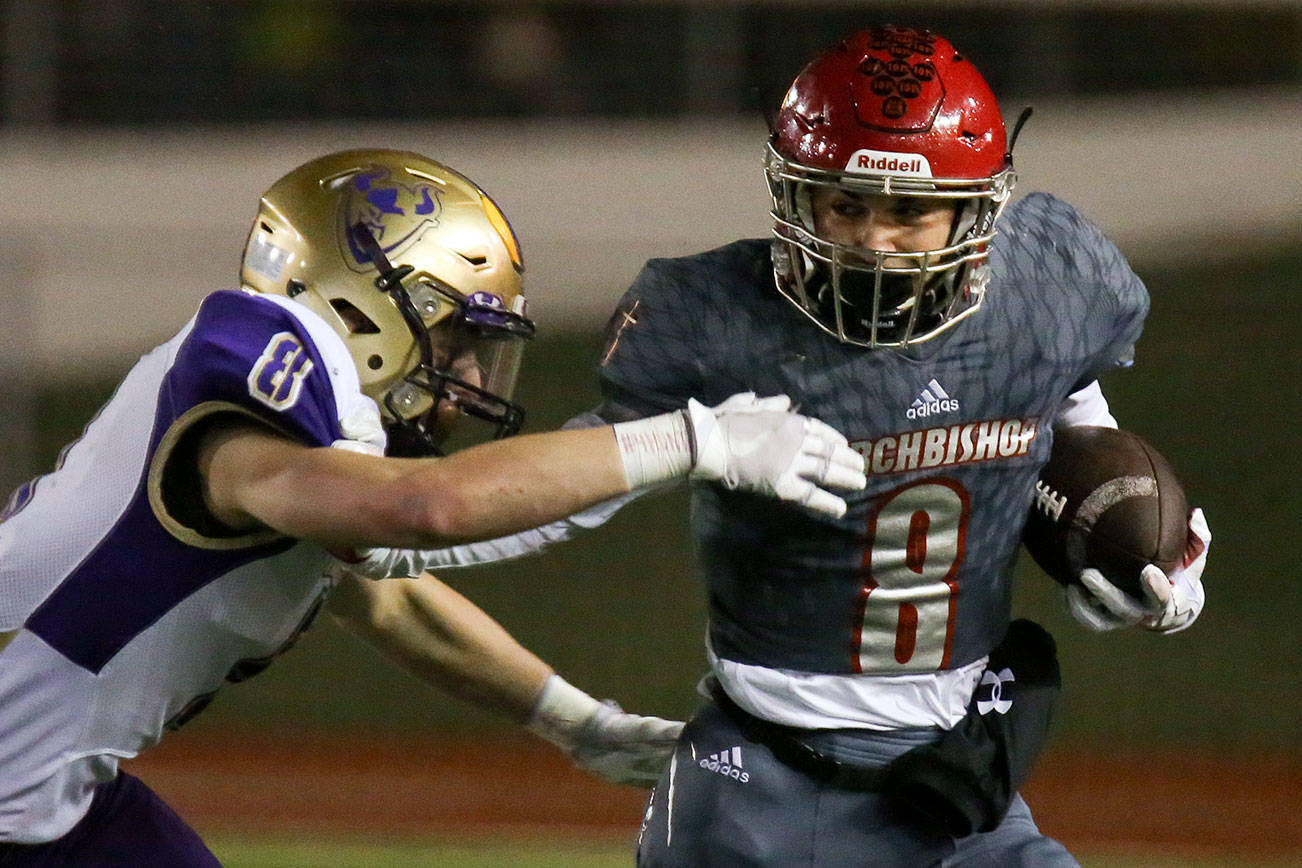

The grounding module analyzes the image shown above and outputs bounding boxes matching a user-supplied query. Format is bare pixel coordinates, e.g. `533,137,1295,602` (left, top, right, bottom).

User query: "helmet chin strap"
348,221,434,368
1007,106,1034,159
349,221,447,456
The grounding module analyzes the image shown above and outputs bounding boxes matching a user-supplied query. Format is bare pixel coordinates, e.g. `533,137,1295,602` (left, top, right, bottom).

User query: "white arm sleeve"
1054,380,1118,429
340,410,655,578
420,486,654,569
345,484,656,577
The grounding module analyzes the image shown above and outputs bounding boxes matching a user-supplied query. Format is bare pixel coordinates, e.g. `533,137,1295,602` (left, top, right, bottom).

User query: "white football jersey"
0,290,379,844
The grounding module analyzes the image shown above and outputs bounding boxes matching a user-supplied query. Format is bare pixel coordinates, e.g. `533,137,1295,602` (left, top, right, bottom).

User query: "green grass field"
205,832,1300,868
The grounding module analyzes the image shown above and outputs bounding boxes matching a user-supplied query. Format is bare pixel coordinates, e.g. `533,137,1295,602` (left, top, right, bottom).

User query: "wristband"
526,674,601,746
611,411,694,489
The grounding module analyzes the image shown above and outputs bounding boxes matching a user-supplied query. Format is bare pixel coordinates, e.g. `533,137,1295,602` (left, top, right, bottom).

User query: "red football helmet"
766,26,1017,348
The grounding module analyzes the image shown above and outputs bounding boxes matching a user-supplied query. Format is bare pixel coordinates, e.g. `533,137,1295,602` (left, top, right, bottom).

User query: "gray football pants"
636,701,1078,868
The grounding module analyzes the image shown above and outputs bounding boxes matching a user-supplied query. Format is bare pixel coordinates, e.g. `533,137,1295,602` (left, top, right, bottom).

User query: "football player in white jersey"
0,149,866,864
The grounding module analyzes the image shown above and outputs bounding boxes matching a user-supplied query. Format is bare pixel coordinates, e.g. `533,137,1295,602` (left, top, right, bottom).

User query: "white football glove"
1066,507,1210,634
329,404,386,456
686,393,866,519
526,675,683,787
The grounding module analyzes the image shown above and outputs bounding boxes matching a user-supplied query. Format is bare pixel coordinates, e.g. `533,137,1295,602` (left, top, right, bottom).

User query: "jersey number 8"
854,478,970,672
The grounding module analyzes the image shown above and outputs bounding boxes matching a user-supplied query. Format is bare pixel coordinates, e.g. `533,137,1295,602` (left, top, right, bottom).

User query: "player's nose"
852,214,901,252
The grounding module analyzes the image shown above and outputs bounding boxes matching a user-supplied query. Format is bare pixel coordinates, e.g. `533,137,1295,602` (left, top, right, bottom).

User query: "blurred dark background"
3,0,1299,766
4,1,1299,123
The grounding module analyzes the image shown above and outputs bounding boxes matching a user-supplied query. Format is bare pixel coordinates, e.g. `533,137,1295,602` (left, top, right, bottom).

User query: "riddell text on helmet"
845,149,933,178
850,417,1039,476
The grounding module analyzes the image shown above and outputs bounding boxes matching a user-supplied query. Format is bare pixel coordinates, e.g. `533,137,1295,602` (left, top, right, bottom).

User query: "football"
1023,426,1187,598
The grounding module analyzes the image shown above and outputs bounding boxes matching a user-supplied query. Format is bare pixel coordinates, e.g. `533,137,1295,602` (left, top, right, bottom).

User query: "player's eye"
831,199,868,220
890,200,928,221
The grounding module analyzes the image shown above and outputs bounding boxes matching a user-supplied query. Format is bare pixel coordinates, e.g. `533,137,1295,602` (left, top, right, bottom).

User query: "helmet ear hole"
367,354,383,370
329,298,381,334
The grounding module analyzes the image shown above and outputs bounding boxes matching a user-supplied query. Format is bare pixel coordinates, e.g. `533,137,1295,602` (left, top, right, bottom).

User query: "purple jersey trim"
25,291,341,673
24,504,291,674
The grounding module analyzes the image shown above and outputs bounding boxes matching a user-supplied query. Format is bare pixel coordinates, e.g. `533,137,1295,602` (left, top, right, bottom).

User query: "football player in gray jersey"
377,26,1211,867
0,150,866,863
625,27,1210,866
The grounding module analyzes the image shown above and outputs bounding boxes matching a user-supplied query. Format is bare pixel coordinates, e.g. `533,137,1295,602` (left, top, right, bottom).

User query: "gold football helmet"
240,149,535,455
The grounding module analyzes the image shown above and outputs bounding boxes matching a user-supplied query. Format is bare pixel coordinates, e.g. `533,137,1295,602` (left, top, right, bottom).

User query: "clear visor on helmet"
383,275,534,456
765,143,1014,348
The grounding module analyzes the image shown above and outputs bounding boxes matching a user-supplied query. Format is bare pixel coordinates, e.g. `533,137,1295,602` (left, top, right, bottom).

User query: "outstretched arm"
200,393,866,552
328,570,553,718
328,570,682,785
339,409,653,578
201,422,629,551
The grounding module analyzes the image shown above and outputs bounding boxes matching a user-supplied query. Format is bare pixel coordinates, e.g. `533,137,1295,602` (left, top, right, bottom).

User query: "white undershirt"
708,638,987,730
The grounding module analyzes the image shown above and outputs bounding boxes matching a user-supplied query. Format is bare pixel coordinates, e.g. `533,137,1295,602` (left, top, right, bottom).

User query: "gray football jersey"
596,192,1148,674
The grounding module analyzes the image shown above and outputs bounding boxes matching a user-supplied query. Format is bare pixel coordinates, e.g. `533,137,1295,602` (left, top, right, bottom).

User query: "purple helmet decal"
464,290,512,327
339,166,443,271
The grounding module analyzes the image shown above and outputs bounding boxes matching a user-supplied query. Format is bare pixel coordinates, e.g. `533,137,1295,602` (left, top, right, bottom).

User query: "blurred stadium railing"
1,0,1298,375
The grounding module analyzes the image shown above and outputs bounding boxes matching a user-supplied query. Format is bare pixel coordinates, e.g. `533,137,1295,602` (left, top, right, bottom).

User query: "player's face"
428,345,485,440
810,188,955,264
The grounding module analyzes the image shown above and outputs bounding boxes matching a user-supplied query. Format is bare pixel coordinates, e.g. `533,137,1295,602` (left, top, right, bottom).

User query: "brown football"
1022,426,1187,598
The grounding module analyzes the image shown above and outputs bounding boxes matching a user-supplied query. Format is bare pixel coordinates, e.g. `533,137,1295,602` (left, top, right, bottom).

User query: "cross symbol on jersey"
618,303,640,330
976,667,1015,715
601,300,642,366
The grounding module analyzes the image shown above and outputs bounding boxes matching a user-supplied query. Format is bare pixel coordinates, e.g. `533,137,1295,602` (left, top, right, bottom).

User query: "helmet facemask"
766,142,1014,348
348,221,535,457
764,26,1024,349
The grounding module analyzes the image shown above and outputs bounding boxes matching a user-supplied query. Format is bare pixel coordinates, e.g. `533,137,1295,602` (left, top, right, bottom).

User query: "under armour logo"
976,667,1015,715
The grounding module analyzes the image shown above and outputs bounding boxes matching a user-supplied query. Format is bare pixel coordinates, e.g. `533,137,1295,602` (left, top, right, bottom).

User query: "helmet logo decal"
852,27,944,132
338,166,443,272
844,149,933,178
464,290,514,328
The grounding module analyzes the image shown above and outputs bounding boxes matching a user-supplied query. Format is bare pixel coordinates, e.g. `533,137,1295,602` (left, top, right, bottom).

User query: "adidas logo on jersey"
700,746,750,783
906,378,959,420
